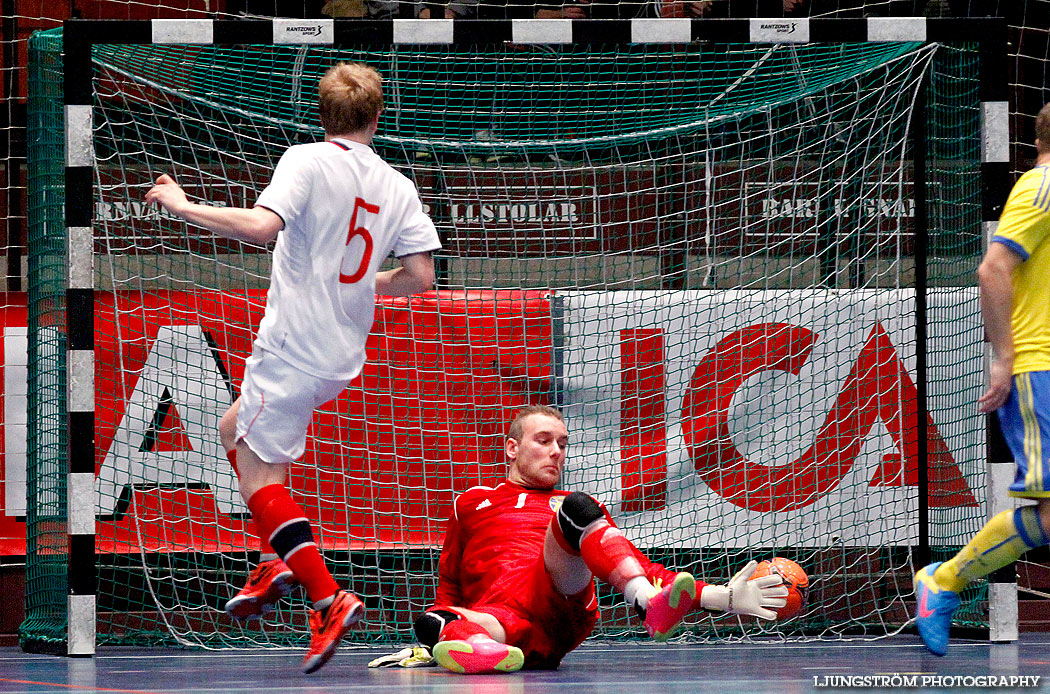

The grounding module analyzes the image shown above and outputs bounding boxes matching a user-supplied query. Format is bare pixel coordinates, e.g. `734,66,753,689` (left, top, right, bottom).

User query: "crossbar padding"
631,19,691,44
151,19,213,44
867,17,926,42
982,101,1010,164
512,19,572,44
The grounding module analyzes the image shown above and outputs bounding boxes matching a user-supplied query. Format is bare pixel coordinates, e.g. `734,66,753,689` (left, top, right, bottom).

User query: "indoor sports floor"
2,635,1049,694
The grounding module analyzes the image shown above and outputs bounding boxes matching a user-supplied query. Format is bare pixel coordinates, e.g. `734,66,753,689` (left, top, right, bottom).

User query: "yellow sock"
933,507,1049,593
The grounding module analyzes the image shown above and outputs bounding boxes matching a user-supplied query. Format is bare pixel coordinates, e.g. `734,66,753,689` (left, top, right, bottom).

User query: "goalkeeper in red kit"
372,405,788,674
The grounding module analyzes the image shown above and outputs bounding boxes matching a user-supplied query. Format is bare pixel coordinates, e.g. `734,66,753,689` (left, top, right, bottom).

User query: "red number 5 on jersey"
339,197,380,284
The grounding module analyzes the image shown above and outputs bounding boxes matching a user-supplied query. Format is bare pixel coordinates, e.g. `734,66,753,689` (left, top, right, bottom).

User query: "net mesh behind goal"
25,28,987,649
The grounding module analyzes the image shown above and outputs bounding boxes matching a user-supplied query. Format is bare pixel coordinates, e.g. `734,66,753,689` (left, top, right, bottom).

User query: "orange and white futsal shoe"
224,558,297,622
642,572,696,642
433,636,525,674
302,590,365,674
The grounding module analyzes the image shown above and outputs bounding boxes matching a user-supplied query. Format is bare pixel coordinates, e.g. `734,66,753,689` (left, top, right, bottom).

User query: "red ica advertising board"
559,289,982,549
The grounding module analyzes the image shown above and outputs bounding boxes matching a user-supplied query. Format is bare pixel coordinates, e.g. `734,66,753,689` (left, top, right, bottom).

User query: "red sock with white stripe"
227,450,277,558
247,484,338,608
439,619,492,643
579,521,658,609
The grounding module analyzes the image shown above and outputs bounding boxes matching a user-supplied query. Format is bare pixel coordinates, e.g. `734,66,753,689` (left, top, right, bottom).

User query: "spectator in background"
652,0,805,17
338,0,809,27
323,0,434,19
443,0,577,18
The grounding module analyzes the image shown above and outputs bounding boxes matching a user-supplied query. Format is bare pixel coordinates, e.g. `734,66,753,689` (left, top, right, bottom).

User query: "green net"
22,29,69,654
24,27,988,649
922,42,987,629
97,41,921,142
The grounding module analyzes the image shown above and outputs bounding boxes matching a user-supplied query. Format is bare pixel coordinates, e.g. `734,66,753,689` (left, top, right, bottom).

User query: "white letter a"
96,325,246,518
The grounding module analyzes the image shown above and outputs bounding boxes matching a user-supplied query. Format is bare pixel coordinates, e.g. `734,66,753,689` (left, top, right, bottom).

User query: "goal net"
24,21,990,650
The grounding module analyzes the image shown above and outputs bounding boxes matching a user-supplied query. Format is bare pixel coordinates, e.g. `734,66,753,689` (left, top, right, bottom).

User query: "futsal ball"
751,557,809,620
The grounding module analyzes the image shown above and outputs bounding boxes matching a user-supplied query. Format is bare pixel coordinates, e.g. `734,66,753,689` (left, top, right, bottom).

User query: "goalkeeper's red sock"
579,522,655,607
228,449,276,557
248,484,338,607
579,521,644,589
439,619,491,643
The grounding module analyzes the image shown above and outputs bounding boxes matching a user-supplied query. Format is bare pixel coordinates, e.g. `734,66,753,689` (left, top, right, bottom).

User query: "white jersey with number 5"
254,138,440,380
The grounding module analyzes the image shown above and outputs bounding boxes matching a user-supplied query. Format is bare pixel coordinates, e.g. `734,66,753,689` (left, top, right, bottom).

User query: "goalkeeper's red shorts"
452,557,599,670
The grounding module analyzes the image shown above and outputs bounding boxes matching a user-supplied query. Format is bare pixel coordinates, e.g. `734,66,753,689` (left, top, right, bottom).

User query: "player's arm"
376,251,435,297
443,0,475,18
145,174,283,245
977,241,1024,413
435,506,465,606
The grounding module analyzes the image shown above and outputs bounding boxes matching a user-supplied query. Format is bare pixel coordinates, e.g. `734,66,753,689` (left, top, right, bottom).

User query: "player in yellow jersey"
914,102,1050,656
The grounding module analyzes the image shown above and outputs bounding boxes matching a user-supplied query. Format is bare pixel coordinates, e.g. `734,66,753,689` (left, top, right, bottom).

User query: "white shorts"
235,347,349,463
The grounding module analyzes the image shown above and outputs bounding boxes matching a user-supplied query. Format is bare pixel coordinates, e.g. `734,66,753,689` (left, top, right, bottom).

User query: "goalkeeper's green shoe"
914,563,960,657
433,637,524,675
641,572,696,642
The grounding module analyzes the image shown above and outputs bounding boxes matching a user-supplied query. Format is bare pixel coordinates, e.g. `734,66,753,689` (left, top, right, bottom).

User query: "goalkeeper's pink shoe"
433,636,524,674
643,572,696,642
225,558,297,622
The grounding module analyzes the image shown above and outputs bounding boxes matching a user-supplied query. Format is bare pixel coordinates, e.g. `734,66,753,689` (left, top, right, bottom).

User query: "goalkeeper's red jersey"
434,480,699,606
435,481,599,607
433,479,707,669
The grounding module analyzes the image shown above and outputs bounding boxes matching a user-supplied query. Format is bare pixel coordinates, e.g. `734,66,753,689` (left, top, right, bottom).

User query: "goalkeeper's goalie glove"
367,645,436,668
698,560,788,620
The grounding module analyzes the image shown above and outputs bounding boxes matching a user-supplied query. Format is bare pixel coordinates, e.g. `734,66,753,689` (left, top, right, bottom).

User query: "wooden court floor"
2,635,1048,694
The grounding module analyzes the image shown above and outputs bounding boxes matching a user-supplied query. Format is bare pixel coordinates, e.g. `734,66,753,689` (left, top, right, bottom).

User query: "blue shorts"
999,371,1050,498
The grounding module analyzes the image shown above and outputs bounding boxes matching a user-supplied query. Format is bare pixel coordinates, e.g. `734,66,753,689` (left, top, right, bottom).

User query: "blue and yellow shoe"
913,562,961,657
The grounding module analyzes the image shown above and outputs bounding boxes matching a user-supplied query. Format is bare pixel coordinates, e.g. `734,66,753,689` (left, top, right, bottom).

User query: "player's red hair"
318,62,383,137
508,405,564,443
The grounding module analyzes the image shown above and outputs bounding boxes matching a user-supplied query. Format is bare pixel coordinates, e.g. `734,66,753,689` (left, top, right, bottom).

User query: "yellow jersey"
993,165,1050,374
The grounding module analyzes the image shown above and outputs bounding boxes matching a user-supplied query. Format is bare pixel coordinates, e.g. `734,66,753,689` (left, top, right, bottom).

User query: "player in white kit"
145,62,441,673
